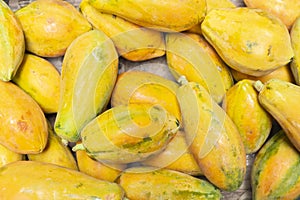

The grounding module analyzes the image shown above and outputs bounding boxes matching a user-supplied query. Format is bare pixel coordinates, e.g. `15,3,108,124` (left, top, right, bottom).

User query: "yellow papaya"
0,161,125,199
222,79,272,153
206,0,236,12
0,143,24,168
166,32,231,103
244,0,300,29
0,81,48,154
253,79,300,152
79,0,165,62
88,0,206,32
73,103,180,164
251,130,300,199
0,0,25,81
15,0,92,57
117,166,222,200
290,16,300,85
28,121,78,170
110,70,181,123
176,77,246,191
54,30,118,143
201,7,294,77
12,54,60,114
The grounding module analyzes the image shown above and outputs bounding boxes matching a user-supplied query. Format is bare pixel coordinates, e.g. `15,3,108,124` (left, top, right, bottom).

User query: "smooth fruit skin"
0,0,25,81
177,80,246,191
15,0,92,57
80,0,165,62
88,0,207,32
0,144,24,168
0,81,48,154
254,79,300,152
251,130,300,200
54,30,118,143
12,54,60,114
117,166,222,200
0,161,125,199
290,16,300,85
201,7,294,77
222,79,272,154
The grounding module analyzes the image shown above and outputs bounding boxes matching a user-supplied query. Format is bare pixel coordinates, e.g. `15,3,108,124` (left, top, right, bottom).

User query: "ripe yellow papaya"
201,7,294,77
88,0,206,32
176,77,246,191
166,32,231,103
15,0,92,57
76,142,126,182
54,30,118,143
222,79,272,153
117,166,222,200
0,143,24,168
12,54,60,114
111,70,181,122
28,121,78,170
251,130,300,199
0,81,48,154
206,0,236,12
0,161,125,199
73,103,180,164
290,16,300,85
253,79,300,152
231,65,295,83
142,130,203,176
79,0,165,62
244,0,300,29
0,0,25,81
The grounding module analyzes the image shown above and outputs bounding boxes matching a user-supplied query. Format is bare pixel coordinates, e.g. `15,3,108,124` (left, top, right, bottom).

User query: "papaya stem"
177,75,188,85
253,80,264,92
61,138,69,146
72,143,85,152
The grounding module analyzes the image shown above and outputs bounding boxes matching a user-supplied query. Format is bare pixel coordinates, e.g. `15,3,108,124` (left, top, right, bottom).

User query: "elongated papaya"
12,53,60,113
251,130,300,200
222,79,272,153
15,0,92,57
176,77,246,191
28,121,78,170
253,79,300,152
117,166,222,200
0,161,125,199
88,0,206,32
0,81,48,154
201,7,294,77
290,16,300,85
79,0,165,62
54,30,119,143
73,103,180,164
111,70,181,122
0,0,25,81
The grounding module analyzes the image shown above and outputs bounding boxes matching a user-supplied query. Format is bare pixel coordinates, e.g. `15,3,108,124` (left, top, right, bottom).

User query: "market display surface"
0,0,300,199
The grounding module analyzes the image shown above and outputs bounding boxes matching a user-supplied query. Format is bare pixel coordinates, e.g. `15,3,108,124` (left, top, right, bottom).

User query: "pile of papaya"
0,0,300,199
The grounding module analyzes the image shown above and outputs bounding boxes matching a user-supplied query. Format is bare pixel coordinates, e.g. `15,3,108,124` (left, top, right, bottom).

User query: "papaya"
176,77,246,191
0,0,25,81
117,166,222,200
0,143,24,168
15,0,92,57
201,7,294,77
253,79,300,152
0,161,125,199
222,79,272,154
79,0,165,62
88,0,206,32
251,130,300,199
73,103,180,164
28,121,78,170
54,30,118,143
166,32,231,103
12,53,60,114
290,16,300,85
110,70,181,122
0,81,48,154
244,0,300,29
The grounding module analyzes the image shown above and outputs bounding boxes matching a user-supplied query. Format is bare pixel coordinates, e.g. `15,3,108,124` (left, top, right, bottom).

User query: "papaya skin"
290,16,300,85
0,144,24,168
0,81,48,154
0,161,125,199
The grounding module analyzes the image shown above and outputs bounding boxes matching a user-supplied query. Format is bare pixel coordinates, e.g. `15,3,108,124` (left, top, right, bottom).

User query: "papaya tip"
177,75,188,85
72,143,85,152
253,80,264,92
